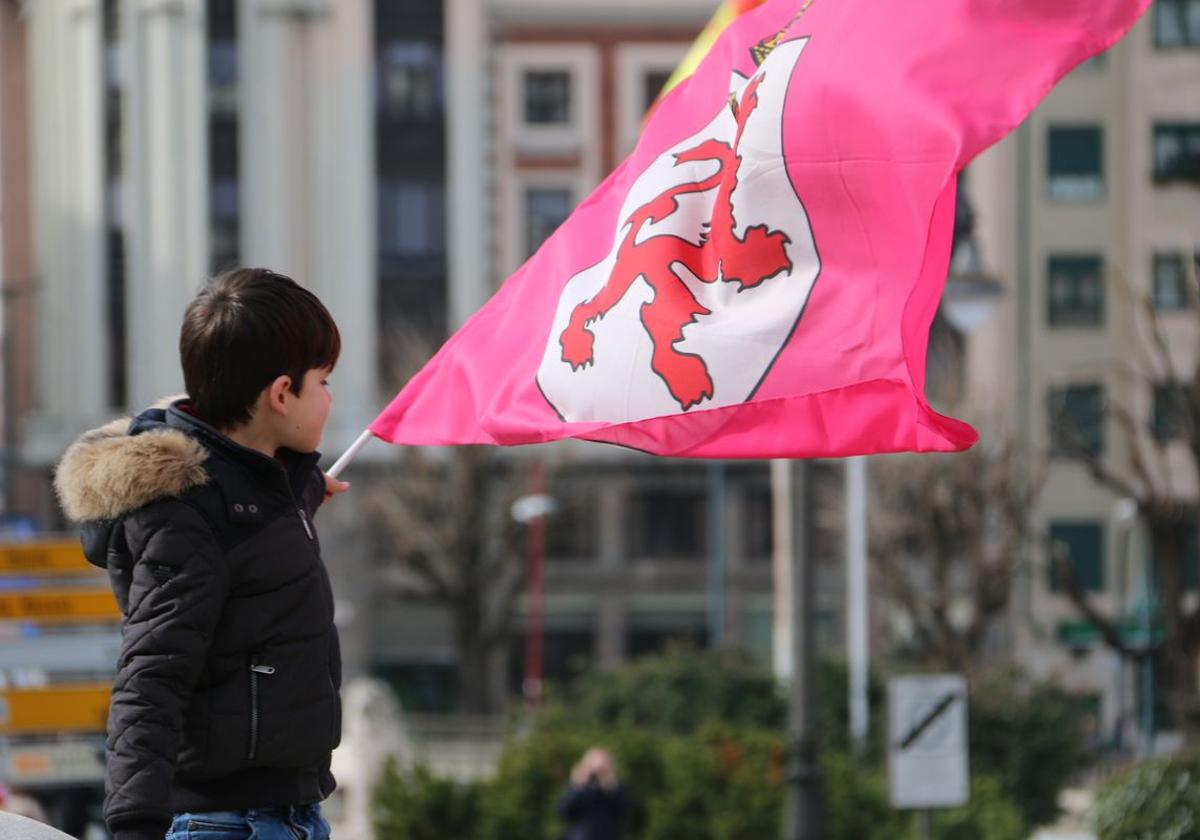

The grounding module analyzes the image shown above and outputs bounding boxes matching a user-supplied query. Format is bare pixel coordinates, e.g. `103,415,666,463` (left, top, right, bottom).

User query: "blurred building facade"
0,0,845,715
967,7,1200,747
3,0,1197,733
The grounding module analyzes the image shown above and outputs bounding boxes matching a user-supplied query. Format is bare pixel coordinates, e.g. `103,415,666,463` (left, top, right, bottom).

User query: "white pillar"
306,0,375,448
846,456,869,751
445,0,490,330
771,459,794,682
238,0,315,279
240,0,376,451
25,0,107,459
123,0,209,409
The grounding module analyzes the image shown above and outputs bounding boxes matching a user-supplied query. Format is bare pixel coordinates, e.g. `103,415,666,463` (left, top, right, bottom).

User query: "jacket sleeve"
103,501,229,840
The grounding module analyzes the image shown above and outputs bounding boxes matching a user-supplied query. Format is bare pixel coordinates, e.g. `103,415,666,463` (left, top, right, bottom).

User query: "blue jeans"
164,804,330,840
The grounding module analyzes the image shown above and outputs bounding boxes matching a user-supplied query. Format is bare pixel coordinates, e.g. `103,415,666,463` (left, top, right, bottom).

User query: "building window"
545,489,597,562
1047,256,1104,327
377,42,443,121
1155,0,1200,47
643,68,673,113
1049,522,1104,592
627,614,708,658
742,484,773,562
375,0,447,345
508,624,595,693
523,70,571,125
1049,384,1104,456
631,488,707,558
379,182,446,258
1149,522,1200,590
1153,123,1200,185
1153,252,1195,310
524,187,572,259
208,0,239,273
1152,383,1189,442
1048,126,1103,201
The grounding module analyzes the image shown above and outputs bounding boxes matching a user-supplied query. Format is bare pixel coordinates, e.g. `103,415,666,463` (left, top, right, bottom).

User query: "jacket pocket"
243,638,337,768
247,655,275,761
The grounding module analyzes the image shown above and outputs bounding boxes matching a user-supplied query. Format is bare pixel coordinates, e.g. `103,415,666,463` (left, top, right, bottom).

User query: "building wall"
988,12,1200,742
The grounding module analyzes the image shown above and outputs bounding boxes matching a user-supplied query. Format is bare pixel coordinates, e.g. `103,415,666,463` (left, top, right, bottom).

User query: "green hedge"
374,759,480,840
372,649,1082,839
374,725,1024,840
1094,753,1200,840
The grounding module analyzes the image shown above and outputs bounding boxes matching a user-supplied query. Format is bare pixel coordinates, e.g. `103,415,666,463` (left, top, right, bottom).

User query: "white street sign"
888,673,969,809
0,632,120,672
1,738,106,785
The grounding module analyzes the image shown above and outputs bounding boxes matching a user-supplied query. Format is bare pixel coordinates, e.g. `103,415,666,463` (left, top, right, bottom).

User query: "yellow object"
0,588,120,623
0,683,112,734
658,0,769,101
0,540,97,577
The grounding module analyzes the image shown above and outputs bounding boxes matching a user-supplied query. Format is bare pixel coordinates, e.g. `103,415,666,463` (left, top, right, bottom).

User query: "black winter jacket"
54,399,342,840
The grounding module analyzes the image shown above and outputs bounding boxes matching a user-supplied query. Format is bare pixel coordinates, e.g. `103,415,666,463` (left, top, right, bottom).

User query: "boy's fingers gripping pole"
327,429,375,479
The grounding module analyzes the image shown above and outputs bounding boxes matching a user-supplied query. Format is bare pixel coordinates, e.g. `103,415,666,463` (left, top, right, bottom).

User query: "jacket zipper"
280,466,315,542
248,658,276,760
298,508,314,541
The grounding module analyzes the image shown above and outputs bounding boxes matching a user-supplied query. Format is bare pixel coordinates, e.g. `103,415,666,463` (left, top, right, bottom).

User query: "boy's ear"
264,374,294,416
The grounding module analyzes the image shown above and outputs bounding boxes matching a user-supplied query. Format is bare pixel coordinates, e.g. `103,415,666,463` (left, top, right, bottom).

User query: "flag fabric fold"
371,0,1150,459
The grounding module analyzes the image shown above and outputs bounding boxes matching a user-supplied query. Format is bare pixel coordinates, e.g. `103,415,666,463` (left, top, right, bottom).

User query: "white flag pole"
327,429,375,479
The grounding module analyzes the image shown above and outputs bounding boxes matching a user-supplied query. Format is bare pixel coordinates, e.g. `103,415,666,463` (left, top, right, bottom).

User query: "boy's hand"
323,472,351,501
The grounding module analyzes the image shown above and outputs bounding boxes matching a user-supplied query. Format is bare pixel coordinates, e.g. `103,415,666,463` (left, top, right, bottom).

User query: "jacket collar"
163,400,322,496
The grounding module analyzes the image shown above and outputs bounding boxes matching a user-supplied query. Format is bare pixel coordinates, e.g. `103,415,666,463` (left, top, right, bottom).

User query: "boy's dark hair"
180,268,341,429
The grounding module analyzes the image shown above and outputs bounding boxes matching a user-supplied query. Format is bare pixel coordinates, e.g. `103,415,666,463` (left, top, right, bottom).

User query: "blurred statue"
330,676,413,840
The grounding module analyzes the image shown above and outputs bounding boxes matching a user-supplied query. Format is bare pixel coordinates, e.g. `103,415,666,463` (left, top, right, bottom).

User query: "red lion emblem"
558,74,793,411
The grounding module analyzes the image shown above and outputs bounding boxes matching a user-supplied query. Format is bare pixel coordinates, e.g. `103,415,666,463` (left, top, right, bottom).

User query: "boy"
55,269,351,840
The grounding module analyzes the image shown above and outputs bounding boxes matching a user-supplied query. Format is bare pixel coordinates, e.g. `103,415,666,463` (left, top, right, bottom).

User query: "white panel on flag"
888,673,969,809
536,37,821,424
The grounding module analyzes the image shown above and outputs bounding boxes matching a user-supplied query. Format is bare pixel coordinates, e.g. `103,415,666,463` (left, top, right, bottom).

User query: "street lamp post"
1111,498,1136,752
511,464,558,709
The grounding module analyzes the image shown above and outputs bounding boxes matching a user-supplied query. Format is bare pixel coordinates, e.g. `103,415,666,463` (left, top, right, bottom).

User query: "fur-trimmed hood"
54,396,209,524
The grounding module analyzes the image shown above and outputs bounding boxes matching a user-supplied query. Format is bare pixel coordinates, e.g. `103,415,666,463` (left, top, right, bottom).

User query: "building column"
240,0,375,452
24,0,107,463
1,0,37,504
123,0,209,409
445,0,490,330
597,593,625,668
597,479,626,665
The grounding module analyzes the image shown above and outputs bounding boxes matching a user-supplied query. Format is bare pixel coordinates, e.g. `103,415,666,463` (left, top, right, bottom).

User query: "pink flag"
372,0,1149,459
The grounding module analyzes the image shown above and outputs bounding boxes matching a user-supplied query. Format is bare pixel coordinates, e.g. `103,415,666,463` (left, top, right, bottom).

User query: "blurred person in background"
556,747,632,840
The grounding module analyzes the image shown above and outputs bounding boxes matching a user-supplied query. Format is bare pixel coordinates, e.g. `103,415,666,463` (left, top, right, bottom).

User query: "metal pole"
772,460,794,683
773,458,824,840
1112,498,1135,751
523,461,548,708
846,456,869,753
707,461,727,647
1140,552,1155,758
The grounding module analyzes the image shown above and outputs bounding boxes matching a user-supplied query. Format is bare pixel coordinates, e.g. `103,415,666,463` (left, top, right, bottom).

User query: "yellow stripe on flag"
647,0,769,121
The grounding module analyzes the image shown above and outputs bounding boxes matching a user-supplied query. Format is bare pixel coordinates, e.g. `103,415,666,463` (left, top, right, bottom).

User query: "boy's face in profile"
281,366,334,453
